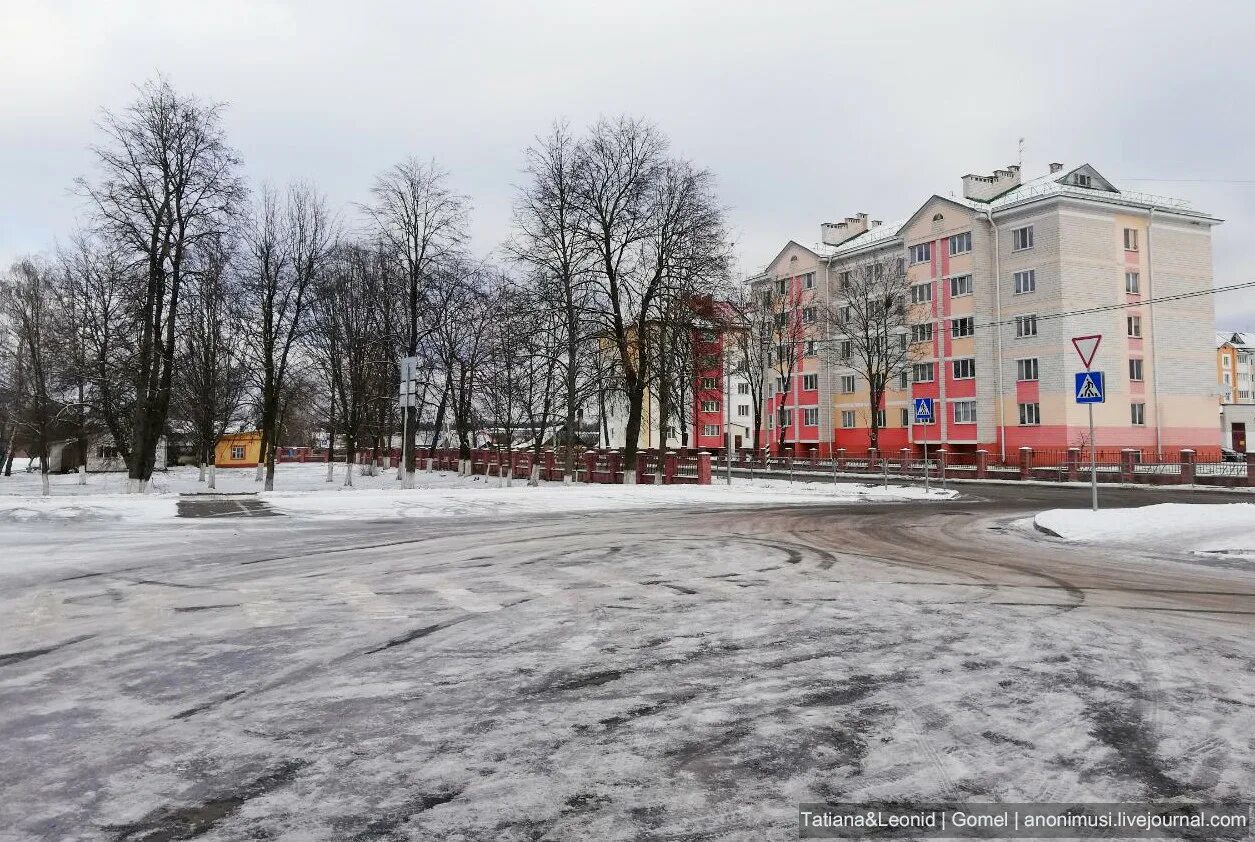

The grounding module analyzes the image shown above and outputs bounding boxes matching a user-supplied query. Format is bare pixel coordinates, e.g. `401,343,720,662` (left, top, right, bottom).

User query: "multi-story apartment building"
600,304,759,452
750,162,1222,459
1217,332,1254,404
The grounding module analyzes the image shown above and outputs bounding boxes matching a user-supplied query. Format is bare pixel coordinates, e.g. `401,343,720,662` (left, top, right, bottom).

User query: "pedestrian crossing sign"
913,397,935,424
1074,371,1105,404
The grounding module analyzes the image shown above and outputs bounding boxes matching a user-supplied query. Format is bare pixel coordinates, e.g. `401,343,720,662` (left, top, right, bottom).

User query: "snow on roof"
945,165,1214,219
825,218,908,257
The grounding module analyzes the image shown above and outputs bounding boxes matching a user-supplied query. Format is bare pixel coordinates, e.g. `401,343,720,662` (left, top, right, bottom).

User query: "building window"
231,445,245,460
1125,271,1140,294
900,407,910,426
766,415,773,429
913,362,935,383
1224,372,1232,384
1127,315,1142,338
949,274,973,297
803,272,815,290
1131,403,1146,426
802,306,817,323
840,340,852,360
1222,355,1232,369
737,382,750,395
1073,173,1092,188
911,323,934,343
840,375,856,393
953,400,977,424
1012,225,1034,251
802,373,818,390
1129,358,1143,381
701,400,719,413
778,278,787,295
702,424,720,437
737,404,749,417
952,358,976,379
841,410,856,428
781,409,792,427
1124,228,1138,251
776,377,786,393
839,270,851,292
873,409,886,428
803,408,819,426
1016,358,1039,381
700,377,718,389
1015,314,1038,338
898,332,908,349
898,371,909,389
948,231,972,255
909,242,932,265
805,340,816,355
1018,402,1041,426
1014,269,1036,294
910,282,933,304
951,316,974,338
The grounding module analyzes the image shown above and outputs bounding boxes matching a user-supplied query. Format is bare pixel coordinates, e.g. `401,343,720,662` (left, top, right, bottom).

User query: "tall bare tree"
239,183,334,490
365,158,468,486
577,117,729,478
174,236,247,488
729,283,770,452
76,77,245,491
2,260,62,495
507,123,596,480
821,254,920,451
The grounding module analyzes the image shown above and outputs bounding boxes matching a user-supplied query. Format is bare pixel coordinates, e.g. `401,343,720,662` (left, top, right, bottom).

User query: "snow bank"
1034,503,1255,562
0,464,955,525
263,477,956,521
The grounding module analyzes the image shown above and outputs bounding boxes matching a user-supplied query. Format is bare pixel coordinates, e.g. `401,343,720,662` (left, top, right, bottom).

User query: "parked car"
1221,447,1245,463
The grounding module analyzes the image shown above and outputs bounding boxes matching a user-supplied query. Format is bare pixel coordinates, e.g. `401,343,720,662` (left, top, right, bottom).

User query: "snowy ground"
0,463,955,525
2,479,1253,838
1035,503,1255,565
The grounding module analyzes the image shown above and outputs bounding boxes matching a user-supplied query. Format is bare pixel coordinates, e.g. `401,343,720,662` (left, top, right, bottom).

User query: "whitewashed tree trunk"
254,463,263,482
326,459,334,483
344,457,354,487
426,458,433,473
197,462,206,483
78,465,86,486
529,465,540,487
208,464,217,489
622,471,637,485
41,471,50,496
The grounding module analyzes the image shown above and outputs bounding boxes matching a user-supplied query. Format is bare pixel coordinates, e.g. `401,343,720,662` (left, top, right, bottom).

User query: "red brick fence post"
836,448,846,471
1120,449,1138,484
867,448,879,471
1066,447,1081,482
664,451,678,485
975,449,989,479
697,452,712,485
1180,449,1196,485
1247,452,1255,488
1019,447,1033,481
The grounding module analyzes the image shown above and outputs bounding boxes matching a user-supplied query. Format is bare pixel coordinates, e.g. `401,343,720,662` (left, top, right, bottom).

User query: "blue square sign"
1074,371,1105,404
913,397,935,424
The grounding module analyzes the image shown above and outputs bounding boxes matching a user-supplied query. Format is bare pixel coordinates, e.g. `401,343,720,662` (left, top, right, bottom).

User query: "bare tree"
577,118,729,478
76,77,245,491
432,263,496,469
174,236,247,488
364,158,468,486
729,283,771,452
820,254,920,451
507,123,596,480
752,277,808,454
2,260,62,495
239,183,334,491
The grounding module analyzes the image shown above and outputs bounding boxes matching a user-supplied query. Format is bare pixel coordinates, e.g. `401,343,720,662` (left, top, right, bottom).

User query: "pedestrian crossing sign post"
913,397,934,425
1074,371,1105,404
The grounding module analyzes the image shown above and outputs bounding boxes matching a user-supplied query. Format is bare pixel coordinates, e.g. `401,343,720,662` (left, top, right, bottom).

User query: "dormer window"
1073,173,1092,188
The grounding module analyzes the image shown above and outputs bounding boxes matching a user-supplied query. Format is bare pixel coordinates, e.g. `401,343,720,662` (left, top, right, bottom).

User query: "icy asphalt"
2,484,1254,840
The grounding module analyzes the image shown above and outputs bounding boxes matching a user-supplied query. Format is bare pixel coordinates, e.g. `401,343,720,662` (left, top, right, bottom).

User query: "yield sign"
1071,334,1102,370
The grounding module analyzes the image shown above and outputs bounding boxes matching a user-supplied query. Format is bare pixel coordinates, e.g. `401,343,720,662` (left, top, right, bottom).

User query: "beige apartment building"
750,162,1222,460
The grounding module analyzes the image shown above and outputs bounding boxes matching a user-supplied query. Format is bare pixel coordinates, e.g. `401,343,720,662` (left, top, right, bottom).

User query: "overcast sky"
3,0,1253,330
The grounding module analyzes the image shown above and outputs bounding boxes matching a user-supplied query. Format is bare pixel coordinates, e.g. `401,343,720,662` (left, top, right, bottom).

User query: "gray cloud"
2,0,1252,327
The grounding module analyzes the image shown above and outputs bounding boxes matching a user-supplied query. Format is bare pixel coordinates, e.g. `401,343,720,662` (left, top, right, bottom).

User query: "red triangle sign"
1072,334,1102,369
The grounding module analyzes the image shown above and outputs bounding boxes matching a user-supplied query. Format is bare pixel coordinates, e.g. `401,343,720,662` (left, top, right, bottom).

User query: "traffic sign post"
399,356,420,486
913,398,934,492
1071,336,1103,511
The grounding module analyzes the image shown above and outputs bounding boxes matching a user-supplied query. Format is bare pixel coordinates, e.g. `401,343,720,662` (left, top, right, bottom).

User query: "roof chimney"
961,164,1023,201
1049,162,1064,174
821,212,871,246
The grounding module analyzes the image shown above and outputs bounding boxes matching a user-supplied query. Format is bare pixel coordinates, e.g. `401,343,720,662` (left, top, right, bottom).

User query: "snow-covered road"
2,484,1254,839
